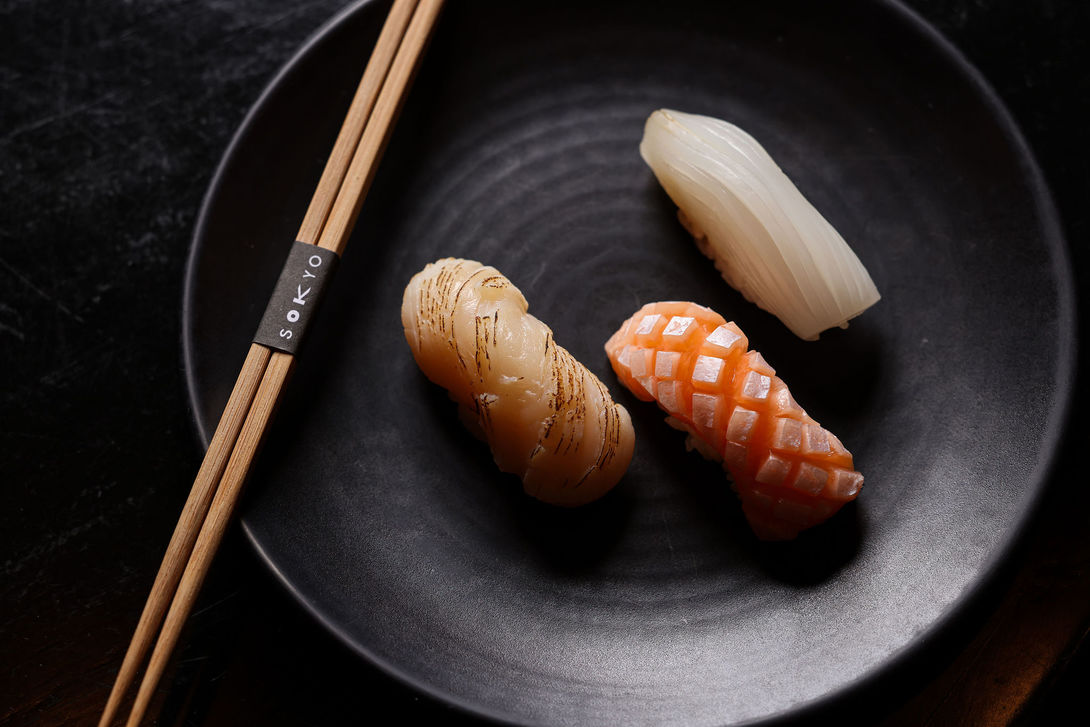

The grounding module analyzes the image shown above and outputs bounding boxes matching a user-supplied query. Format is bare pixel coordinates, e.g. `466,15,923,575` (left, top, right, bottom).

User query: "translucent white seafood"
640,109,881,340
402,258,635,506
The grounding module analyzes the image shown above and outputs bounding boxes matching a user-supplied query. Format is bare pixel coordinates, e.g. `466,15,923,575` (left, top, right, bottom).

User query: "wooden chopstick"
316,0,445,257
123,352,296,727
99,0,444,724
96,343,270,727
296,0,426,247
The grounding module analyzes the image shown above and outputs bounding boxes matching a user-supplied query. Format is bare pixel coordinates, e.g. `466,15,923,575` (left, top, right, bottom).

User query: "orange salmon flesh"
605,301,862,540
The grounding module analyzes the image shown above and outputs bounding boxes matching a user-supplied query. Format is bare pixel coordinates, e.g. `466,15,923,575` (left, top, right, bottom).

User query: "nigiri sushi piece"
640,109,881,341
402,258,635,506
605,301,862,540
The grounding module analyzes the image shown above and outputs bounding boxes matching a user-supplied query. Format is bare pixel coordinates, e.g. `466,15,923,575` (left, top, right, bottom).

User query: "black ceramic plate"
183,1,1074,724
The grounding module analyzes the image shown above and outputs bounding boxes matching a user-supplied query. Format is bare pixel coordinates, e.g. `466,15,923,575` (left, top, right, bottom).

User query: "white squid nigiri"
640,109,880,341
402,258,635,506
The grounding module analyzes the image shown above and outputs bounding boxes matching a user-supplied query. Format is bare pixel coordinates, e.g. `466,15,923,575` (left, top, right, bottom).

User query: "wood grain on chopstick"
125,353,295,727
96,343,271,727
296,0,422,245
319,0,446,256
99,0,439,723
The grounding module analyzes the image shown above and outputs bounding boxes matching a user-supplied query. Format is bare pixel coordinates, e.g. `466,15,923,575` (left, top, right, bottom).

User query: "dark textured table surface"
2,1,1087,725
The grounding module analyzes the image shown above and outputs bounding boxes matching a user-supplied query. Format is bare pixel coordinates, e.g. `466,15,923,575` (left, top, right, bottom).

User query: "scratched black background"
1,1,1087,725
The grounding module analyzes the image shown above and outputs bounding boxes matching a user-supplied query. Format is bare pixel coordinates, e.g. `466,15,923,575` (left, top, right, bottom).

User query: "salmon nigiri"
605,301,862,540
403,258,635,506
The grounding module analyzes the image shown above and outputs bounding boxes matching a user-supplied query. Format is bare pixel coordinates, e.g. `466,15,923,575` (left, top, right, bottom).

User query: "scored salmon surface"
605,301,862,540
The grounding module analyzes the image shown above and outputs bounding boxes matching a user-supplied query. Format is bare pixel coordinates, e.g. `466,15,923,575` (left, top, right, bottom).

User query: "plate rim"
180,0,1078,723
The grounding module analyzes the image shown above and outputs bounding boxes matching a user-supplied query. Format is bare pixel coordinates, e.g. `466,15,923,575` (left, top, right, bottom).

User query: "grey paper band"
253,241,339,355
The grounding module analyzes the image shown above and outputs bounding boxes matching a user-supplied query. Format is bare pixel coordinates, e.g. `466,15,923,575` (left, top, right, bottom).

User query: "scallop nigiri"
605,301,862,539
402,258,635,506
640,109,880,341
